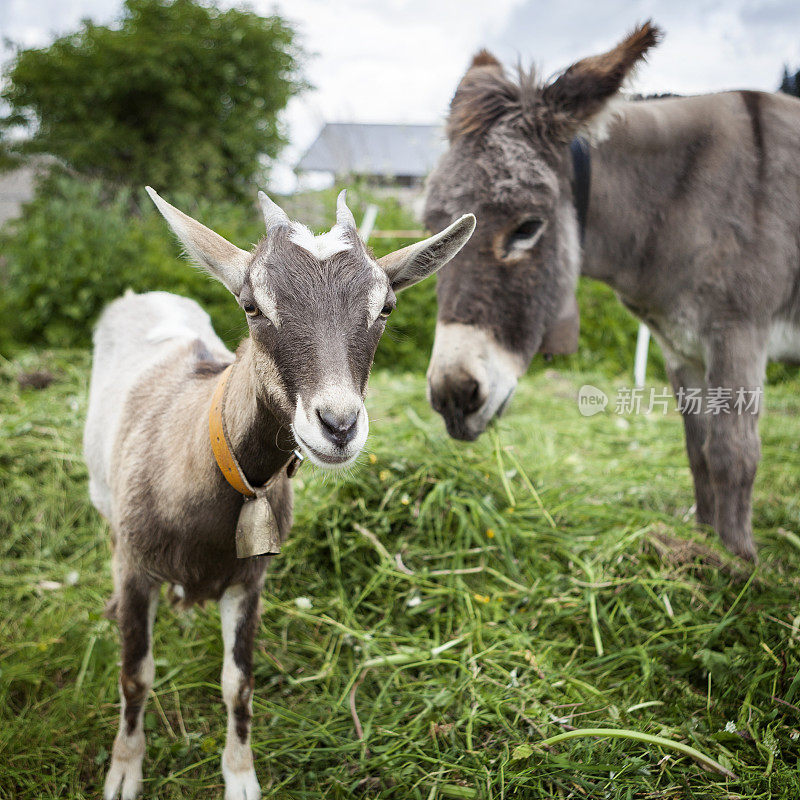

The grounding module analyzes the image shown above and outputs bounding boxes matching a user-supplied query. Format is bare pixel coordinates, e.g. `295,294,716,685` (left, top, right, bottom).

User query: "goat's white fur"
220,585,261,800
289,222,351,261
367,274,389,323
291,389,368,470
103,588,159,800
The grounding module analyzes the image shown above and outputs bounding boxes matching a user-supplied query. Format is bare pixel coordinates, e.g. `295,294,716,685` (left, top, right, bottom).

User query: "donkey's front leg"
664,355,714,526
219,584,262,800
703,329,767,561
105,576,159,800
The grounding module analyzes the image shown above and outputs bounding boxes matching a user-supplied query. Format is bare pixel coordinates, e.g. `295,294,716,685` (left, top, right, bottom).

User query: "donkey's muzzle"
428,371,485,441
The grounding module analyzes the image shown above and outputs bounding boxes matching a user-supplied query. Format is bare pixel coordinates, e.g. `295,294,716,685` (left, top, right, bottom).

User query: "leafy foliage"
0,174,251,351
0,0,304,200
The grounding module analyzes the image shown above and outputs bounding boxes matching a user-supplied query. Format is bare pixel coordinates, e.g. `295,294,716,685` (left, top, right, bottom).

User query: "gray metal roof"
296,123,446,178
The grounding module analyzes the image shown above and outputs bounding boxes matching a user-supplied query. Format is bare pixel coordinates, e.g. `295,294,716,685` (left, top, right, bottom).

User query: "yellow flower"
400,493,410,505
474,593,490,604
486,528,495,539
379,469,390,482
368,453,377,464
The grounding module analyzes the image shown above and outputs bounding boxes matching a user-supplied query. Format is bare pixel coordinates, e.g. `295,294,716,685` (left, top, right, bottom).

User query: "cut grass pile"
1,349,799,799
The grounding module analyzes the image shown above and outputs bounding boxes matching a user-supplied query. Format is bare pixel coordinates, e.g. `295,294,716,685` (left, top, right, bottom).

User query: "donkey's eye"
243,302,260,318
504,218,546,257
379,304,393,320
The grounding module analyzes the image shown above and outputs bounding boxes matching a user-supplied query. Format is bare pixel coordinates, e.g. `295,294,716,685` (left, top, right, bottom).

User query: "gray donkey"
84,188,474,800
424,21,800,561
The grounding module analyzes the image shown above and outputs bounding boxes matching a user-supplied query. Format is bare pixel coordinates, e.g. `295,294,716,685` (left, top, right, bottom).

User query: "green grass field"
2,349,799,799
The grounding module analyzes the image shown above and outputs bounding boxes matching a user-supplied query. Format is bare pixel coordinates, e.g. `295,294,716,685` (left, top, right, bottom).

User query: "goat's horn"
258,190,290,231
336,189,357,229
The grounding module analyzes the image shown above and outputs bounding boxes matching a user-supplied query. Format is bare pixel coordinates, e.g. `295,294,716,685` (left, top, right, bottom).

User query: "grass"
1,348,800,799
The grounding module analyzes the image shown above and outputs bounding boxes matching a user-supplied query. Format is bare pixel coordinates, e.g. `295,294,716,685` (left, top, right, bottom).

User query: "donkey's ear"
377,214,476,292
542,21,662,137
447,50,505,141
146,187,251,295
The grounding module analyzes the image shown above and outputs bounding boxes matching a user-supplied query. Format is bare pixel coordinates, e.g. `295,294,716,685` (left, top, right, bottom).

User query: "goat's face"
147,188,475,469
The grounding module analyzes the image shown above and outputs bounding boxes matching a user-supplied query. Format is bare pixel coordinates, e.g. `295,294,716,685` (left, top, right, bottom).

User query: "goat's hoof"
104,757,143,800
223,767,261,800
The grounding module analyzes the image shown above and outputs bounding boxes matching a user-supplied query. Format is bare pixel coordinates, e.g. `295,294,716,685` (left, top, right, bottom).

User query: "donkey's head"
147,188,475,467
424,22,661,440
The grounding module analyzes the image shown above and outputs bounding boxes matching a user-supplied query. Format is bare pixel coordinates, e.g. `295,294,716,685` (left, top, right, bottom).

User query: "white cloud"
3,0,800,192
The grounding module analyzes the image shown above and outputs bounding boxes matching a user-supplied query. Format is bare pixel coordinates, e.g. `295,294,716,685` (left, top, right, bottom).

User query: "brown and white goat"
84,189,475,800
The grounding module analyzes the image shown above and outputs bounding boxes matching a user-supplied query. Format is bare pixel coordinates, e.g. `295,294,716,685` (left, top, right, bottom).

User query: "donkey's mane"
446,61,545,143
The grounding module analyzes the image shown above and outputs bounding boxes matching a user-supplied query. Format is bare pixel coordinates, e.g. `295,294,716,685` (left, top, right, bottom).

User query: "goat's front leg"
703,327,767,561
219,584,262,800
105,575,159,800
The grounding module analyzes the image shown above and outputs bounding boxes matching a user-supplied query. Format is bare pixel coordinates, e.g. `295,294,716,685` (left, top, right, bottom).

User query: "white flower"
724,721,736,733
294,596,313,610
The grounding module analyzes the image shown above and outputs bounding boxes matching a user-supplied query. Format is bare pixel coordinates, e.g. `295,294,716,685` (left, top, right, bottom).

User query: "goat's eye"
379,304,393,319
504,218,545,257
243,302,260,318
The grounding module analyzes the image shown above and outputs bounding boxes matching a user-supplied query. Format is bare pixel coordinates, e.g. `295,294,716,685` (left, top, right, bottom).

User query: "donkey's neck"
221,339,296,488
580,98,707,309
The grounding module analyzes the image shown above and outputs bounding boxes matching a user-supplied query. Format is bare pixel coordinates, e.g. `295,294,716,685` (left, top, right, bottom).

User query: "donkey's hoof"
727,537,758,563
103,757,143,800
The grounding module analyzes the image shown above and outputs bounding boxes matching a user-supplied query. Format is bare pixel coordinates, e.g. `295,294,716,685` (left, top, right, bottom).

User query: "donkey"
84,188,474,800
423,21,800,561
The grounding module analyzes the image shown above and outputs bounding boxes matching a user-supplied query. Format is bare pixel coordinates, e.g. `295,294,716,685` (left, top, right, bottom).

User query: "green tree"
0,0,304,199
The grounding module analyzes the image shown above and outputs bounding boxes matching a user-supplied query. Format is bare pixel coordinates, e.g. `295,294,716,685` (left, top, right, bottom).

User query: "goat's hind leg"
220,584,262,800
104,574,159,800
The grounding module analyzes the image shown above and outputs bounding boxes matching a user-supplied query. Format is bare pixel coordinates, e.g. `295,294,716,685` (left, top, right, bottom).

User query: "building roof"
296,123,446,178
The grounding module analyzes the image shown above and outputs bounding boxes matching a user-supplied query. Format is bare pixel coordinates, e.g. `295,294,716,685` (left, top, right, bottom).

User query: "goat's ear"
541,21,662,139
377,214,476,292
146,187,251,295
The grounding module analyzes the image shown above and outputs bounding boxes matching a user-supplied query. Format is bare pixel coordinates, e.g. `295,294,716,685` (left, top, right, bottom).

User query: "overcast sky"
3,0,800,191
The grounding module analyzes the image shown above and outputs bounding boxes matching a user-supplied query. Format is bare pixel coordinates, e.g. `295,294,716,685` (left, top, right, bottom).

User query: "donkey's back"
84,290,231,518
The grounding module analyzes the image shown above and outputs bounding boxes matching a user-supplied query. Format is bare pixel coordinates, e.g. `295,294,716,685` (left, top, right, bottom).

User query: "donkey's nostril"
457,377,483,416
317,408,359,447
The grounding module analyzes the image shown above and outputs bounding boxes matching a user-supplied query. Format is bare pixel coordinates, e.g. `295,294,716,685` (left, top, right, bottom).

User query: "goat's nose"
317,408,359,447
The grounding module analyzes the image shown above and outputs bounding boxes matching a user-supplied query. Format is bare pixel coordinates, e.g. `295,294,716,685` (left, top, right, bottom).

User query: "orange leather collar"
209,364,256,497
209,364,303,498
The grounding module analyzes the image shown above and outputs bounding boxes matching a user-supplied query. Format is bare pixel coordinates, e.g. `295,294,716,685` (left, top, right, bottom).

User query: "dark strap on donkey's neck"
569,136,591,245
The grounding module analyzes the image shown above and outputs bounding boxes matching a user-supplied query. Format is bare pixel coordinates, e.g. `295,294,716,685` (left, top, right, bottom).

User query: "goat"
84,188,475,800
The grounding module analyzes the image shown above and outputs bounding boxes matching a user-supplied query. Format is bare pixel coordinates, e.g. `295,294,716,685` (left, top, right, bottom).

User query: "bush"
0,174,253,351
